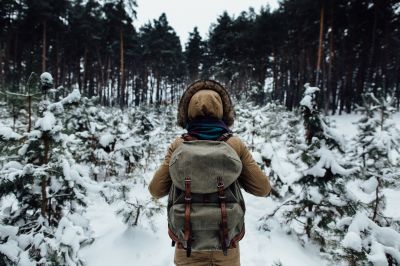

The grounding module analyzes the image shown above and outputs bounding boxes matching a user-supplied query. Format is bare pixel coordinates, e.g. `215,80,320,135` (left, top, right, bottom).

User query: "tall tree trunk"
141,69,148,104
327,3,334,114
96,48,105,100
106,56,111,106
149,75,154,104
42,20,47,72
55,38,61,88
156,70,161,105
0,41,4,88
120,28,125,109
134,77,140,106
316,4,325,87
14,32,19,87
83,47,88,95
365,0,379,90
28,95,32,132
344,62,353,113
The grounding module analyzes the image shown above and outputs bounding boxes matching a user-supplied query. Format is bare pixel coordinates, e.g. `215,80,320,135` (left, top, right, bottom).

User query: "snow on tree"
349,92,400,221
339,92,400,265
0,73,93,265
115,186,164,231
338,212,400,265
233,101,302,199
260,84,356,258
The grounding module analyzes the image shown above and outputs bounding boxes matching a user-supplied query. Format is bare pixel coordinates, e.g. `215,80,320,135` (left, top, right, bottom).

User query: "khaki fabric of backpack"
167,134,245,257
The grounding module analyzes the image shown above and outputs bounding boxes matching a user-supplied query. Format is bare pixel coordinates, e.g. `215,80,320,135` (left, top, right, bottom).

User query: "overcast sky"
134,0,279,46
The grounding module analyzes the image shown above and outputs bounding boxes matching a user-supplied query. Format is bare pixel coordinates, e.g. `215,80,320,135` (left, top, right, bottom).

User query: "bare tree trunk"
28,95,32,132
372,177,381,222
316,4,325,87
106,56,111,106
96,48,105,100
0,42,4,88
55,39,61,88
83,47,88,95
327,3,334,114
120,29,125,109
42,20,47,72
149,74,154,104
366,0,379,89
141,69,148,104
156,70,161,105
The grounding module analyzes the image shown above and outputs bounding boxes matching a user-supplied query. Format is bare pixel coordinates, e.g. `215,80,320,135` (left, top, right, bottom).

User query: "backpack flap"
169,140,242,193
168,202,244,250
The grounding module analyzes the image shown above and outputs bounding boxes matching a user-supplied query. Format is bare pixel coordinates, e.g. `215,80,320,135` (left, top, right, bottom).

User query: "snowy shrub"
260,84,357,259
337,92,400,264
0,76,93,265
338,212,400,265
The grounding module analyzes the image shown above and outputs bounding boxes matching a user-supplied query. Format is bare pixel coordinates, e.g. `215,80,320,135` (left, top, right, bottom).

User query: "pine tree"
0,73,92,265
338,92,400,264
185,27,204,82
261,84,356,257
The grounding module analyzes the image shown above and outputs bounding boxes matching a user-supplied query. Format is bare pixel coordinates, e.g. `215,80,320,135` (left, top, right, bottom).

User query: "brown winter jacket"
148,80,271,199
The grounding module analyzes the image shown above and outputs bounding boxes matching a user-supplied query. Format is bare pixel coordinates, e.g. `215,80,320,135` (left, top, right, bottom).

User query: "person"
149,80,271,266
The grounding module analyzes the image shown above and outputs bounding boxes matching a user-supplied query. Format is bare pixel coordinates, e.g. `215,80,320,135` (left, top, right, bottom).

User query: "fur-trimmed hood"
177,80,235,128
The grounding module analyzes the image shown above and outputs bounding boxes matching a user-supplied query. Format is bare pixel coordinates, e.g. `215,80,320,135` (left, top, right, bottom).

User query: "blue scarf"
186,117,231,140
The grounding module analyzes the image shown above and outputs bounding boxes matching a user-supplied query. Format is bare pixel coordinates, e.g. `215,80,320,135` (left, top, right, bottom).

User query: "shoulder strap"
181,133,197,141
216,132,233,142
181,132,233,142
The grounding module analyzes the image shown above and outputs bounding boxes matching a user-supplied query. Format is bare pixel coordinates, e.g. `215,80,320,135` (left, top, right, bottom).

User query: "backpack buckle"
185,196,192,201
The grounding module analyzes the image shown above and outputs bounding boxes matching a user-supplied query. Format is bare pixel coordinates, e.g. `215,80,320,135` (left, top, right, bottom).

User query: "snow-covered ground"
80,112,400,266
3,95,398,265
81,181,324,266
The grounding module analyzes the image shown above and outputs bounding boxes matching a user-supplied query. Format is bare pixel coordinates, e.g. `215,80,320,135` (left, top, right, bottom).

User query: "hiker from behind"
149,80,271,266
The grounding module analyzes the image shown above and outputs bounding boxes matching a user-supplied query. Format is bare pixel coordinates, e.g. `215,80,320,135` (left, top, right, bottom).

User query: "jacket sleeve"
228,137,271,197
148,137,182,199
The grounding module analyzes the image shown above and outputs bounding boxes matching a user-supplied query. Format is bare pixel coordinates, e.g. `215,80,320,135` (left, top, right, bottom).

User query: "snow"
61,89,81,104
384,188,400,219
342,212,400,265
0,225,19,238
304,144,355,177
81,185,325,266
329,114,360,139
300,95,313,109
307,186,323,204
40,72,53,84
3,161,23,171
0,239,20,263
300,84,320,109
342,231,362,252
2,89,400,266
55,217,86,261
0,125,22,140
35,111,56,131
99,133,115,148
346,178,378,204
303,84,320,95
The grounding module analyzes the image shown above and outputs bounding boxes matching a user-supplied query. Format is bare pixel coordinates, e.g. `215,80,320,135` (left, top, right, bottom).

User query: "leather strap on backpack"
181,133,197,141
216,132,232,142
217,176,229,256
184,176,192,257
182,132,232,142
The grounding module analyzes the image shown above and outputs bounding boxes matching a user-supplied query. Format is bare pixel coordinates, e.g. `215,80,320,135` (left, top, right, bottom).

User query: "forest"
1,1,400,266
1,0,399,113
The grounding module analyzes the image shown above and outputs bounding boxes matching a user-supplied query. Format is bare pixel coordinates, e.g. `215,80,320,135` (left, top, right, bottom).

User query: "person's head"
177,80,235,128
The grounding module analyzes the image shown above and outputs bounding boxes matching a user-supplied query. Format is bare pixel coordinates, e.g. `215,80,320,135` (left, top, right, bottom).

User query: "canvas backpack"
167,133,246,257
